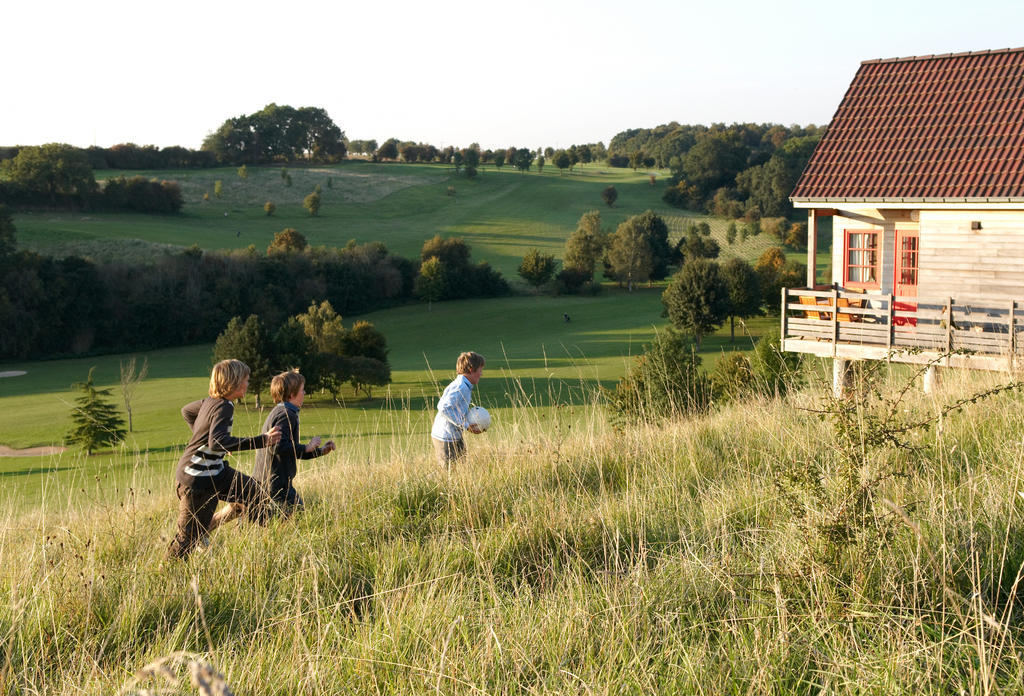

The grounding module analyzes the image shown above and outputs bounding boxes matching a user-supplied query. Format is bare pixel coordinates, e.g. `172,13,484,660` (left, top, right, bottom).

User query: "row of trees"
0,144,183,212
518,209,801,309
213,300,392,404
607,122,823,218
0,207,509,359
661,250,804,346
0,143,219,172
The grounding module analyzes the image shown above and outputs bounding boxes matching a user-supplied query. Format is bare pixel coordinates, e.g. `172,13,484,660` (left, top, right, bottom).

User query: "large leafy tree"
420,235,473,298
755,247,805,313
631,210,674,280
342,320,389,363
606,218,653,291
553,150,571,175
0,144,96,207
720,257,763,342
512,148,533,173
662,258,730,347
376,139,399,161
271,317,313,373
414,257,446,310
736,135,820,217
213,314,272,407
563,211,604,277
201,103,346,164
518,249,558,288
296,301,347,355
66,367,126,455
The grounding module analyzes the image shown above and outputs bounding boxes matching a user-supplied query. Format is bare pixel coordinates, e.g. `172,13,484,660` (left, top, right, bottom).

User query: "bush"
749,329,802,397
605,328,710,424
101,176,183,213
761,217,790,240
303,191,321,216
553,267,590,295
710,351,755,402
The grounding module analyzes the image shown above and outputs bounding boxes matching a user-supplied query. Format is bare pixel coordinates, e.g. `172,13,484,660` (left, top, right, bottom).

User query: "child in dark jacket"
167,359,281,559
250,370,335,521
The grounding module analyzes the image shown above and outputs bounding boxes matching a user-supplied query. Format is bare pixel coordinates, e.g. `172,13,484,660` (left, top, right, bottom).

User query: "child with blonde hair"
167,359,281,558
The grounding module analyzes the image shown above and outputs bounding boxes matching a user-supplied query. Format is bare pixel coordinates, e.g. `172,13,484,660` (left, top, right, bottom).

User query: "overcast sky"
4,0,1023,151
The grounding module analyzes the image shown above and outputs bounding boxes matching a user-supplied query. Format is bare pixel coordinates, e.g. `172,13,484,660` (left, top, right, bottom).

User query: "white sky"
3,0,1023,151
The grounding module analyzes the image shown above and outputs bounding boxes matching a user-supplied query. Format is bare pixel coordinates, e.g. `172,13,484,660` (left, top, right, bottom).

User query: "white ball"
467,406,491,432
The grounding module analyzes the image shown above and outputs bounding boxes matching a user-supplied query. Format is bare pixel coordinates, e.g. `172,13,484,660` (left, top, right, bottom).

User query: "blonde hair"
271,370,305,404
456,351,485,375
209,359,250,399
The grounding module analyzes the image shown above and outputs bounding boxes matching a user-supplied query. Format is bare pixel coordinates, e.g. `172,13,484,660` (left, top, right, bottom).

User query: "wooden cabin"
784,47,1024,391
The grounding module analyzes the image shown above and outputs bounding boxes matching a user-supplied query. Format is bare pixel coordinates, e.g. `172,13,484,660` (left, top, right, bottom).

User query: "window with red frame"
845,230,879,288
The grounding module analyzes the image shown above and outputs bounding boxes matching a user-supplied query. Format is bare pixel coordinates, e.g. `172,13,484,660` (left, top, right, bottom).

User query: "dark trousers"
167,467,261,558
247,473,303,524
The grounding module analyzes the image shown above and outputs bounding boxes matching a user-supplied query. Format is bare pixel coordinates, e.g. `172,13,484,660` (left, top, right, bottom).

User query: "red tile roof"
791,48,1024,203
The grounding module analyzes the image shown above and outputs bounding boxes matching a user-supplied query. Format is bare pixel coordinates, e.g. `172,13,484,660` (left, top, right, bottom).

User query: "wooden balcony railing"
781,287,1022,370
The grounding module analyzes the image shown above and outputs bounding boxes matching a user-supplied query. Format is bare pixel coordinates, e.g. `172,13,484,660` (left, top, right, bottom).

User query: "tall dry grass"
3,367,1024,694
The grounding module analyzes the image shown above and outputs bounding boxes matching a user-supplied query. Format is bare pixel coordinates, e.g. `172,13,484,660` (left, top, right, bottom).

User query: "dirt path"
0,445,66,457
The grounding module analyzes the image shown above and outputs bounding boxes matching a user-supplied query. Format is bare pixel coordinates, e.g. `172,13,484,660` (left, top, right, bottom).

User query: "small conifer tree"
66,368,126,455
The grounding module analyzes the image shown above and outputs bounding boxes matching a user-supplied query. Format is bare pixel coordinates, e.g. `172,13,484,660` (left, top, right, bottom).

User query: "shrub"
303,191,321,216
267,228,307,255
605,328,710,424
518,249,558,288
553,267,591,295
749,329,802,397
101,176,183,213
710,351,755,402
264,201,276,216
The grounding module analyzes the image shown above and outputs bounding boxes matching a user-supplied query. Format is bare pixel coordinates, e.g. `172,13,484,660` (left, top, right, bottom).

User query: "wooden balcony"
781,288,1022,371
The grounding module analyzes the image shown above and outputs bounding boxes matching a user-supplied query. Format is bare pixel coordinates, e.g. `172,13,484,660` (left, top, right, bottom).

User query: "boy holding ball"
431,351,485,468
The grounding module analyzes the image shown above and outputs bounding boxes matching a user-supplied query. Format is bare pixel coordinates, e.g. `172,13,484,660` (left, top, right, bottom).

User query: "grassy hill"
3,366,1023,693
10,161,818,279
0,286,779,508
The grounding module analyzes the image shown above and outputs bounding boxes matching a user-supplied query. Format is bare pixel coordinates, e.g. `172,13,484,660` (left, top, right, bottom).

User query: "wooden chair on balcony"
800,294,830,320
837,296,863,322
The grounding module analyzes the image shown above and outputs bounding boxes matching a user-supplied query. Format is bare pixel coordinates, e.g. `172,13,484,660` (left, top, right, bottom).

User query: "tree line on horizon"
607,122,823,219
0,206,509,360
1,103,821,221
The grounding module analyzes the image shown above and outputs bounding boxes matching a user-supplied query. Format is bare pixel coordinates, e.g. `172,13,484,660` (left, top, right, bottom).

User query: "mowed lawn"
0,289,778,509
10,161,810,279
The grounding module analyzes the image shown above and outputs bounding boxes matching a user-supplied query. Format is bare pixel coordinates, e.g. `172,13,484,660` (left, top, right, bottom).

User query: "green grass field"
3,160,801,507
0,283,780,508
4,363,1024,693
6,162,1023,694
10,161,817,279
